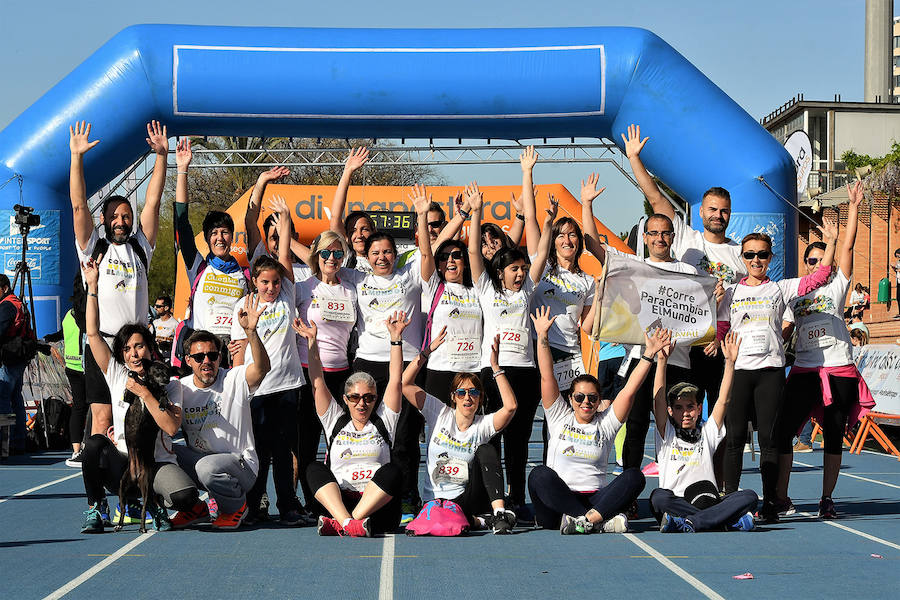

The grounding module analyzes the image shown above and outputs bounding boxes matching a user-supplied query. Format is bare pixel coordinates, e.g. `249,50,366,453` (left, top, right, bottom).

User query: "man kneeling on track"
650,331,758,533
170,294,271,530
294,312,408,537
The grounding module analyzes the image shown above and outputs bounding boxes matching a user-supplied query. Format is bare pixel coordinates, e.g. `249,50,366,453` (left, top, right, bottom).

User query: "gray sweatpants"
174,444,257,513
153,462,200,511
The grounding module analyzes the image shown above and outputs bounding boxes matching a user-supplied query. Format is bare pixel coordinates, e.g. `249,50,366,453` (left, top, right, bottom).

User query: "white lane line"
623,534,725,600
795,512,900,551
42,531,156,600
0,472,81,504
793,460,900,491
378,533,396,600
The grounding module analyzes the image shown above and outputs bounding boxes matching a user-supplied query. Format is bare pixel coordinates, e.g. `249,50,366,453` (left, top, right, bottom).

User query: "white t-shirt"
475,271,538,368
533,265,595,352
104,361,180,464
655,417,724,497
344,264,425,362
77,227,154,334
319,398,400,493
296,276,357,370
185,262,250,336
671,214,746,284
230,280,306,395
153,316,179,346
178,366,258,475
422,393,497,500
783,269,853,368
422,276,483,373
544,395,621,492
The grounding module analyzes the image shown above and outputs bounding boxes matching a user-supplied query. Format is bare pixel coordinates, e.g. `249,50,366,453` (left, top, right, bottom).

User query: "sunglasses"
572,393,600,405
154,304,167,309
805,257,820,265
437,250,464,262
428,220,446,229
453,388,481,399
742,250,772,260
645,230,674,238
319,249,345,260
345,393,377,404
189,351,220,363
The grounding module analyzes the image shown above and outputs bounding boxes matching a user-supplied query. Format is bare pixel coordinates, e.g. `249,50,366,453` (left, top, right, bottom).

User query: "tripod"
11,221,37,336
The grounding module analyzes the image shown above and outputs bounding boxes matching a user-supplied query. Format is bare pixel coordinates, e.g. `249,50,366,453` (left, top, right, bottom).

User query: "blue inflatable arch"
0,25,796,334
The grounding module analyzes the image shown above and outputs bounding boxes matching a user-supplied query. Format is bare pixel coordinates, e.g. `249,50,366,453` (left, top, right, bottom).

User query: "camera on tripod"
13,204,40,231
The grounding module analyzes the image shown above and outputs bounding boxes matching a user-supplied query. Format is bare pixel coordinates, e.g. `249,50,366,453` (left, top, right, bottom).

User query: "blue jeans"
0,361,27,449
798,419,813,446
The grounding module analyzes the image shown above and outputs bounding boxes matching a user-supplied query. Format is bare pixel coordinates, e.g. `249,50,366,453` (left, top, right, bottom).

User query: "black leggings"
480,365,541,506
527,465,646,529
297,367,349,505
724,368,784,499
688,346,725,409
248,388,301,514
778,372,857,455
65,368,88,446
622,360,691,470
306,461,402,533
448,444,506,521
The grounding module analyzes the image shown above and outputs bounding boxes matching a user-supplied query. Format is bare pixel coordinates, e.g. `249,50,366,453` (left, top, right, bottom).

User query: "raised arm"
140,120,169,248
81,257,111,373
410,184,436,282
238,294,271,393
710,331,739,428
612,328,671,423
466,183,486,283
293,317,332,416
840,181,863,279
507,190,528,247
794,216,838,298
531,306,560,410
270,195,295,283
383,311,410,414
430,192,466,252
489,334,517,431
173,138,199,267
329,147,370,237
519,146,542,255
401,326,447,411
621,124,672,219
580,173,608,263
246,166,290,254
652,339,674,435
528,197,558,284
69,121,100,250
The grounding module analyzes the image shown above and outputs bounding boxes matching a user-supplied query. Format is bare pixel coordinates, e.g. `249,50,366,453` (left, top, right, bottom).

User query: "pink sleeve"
716,320,731,341
797,265,833,297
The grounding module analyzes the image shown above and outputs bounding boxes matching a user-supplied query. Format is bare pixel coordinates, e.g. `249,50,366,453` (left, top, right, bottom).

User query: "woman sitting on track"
294,311,409,537
651,331,759,533
79,258,197,533
401,331,519,534
717,225,835,521
527,306,666,535
775,181,875,519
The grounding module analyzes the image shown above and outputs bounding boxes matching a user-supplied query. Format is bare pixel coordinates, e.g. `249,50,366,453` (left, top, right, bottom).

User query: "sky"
0,0,894,235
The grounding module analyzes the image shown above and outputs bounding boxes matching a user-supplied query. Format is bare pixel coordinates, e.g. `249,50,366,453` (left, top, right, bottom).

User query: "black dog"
115,360,172,533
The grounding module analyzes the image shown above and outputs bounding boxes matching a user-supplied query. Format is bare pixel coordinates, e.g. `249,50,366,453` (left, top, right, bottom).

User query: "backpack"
91,236,148,272
0,293,38,364
326,410,393,468
27,396,71,451
405,499,470,537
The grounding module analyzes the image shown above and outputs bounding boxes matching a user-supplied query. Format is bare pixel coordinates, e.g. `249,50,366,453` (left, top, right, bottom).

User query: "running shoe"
772,496,796,516
792,441,813,453
625,500,639,521
818,496,838,519
65,449,84,468
170,500,211,529
659,512,685,533
150,504,172,532
730,512,756,532
560,514,593,535
81,503,104,534
296,506,317,527
756,501,780,524
601,513,629,533
317,515,345,536
211,502,248,530
115,501,153,526
343,517,372,538
279,509,305,526
491,509,517,535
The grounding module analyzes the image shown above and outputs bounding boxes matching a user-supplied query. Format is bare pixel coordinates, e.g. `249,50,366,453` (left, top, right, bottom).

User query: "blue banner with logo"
725,212,785,282
0,209,60,286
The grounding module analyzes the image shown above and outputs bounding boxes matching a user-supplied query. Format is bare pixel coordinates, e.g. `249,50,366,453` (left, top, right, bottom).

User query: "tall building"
894,15,900,101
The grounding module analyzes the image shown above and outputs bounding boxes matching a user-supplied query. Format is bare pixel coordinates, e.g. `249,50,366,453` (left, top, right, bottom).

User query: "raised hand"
385,310,410,340
703,339,720,357
621,123,649,159
258,166,290,185
657,337,675,363
69,121,100,155
580,173,606,205
714,280,725,305
530,305,558,338
238,293,263,332
818,216,838,244
428,325,448,354
644,327,672,356
489,333,502,370
345,147,370,172
227,340,243,360
292,316,318,341
409,184,431,216
145,120,168,156
544,194,559,225
269,195,291,218
175,138,193,170
465,181,483,211
81,256,101,288
847,180,863,208
520,145,538,172
721,330,741,363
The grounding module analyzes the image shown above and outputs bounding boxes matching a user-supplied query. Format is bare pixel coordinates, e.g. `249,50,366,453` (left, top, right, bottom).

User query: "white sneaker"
65,450,83,468
601,513,628,533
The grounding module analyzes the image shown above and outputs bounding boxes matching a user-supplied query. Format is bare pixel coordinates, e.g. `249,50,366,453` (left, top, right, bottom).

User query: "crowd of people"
59,118,876,537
